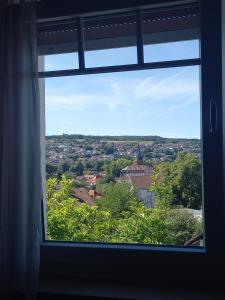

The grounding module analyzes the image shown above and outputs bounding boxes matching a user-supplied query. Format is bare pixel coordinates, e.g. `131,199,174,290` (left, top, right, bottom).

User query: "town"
46,134,201,167
46,134,201,208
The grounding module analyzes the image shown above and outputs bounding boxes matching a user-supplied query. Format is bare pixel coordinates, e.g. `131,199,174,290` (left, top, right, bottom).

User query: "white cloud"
159,95,199,116
46,94,94,112
45,69,199,116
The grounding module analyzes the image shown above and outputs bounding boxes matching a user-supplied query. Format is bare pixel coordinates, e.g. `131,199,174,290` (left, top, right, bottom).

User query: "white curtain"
0,1,42,299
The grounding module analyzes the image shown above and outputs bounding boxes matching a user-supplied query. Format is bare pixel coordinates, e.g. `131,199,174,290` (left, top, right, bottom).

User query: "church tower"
136,144,143,165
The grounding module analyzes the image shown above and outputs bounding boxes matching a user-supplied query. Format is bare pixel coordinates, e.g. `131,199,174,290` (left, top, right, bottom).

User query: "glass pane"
143,7,200,62
44,53,79,71
84,14,137,67
144,40,199,62
37,22,79,71
44,66,203,247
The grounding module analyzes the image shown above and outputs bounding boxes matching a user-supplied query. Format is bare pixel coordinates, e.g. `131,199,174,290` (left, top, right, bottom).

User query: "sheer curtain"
0,1,41,299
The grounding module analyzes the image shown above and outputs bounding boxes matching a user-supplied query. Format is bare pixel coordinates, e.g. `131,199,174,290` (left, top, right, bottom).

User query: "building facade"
120,144,155,208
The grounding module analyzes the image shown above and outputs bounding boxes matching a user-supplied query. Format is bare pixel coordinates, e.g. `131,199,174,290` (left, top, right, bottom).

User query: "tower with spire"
135,143,143,165
121,143,152,177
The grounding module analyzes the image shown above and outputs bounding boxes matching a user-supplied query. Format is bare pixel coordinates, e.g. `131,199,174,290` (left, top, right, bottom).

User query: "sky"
45,40,200,138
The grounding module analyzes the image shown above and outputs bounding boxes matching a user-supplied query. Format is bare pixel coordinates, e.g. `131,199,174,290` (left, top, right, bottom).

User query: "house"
71,188,102,206
128,175,154,208
83,173,102,186
121,144,152,177
120,144,154,207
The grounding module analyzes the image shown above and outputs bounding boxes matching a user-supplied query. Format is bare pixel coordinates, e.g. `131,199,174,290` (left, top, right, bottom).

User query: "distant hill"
46,134,200,144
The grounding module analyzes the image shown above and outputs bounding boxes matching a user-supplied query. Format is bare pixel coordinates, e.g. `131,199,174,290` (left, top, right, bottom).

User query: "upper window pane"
143,7,200,62
37,22,79,71
44,53,79,71
84,14,137,67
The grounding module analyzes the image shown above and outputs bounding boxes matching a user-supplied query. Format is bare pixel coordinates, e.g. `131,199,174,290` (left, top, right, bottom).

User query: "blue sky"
45,40,200,138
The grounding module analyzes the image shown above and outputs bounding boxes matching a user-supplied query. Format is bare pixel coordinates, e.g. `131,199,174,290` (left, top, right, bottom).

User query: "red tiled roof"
121,164,152,173
88,189,102,200
71,188,102,206
128,176,152,190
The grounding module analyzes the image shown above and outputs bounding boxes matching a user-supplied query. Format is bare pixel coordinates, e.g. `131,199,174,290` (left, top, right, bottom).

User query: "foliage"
102,144,115,155
46,133,200,144
46,163,57,178
166,209,202,245
97,181,141,218
69,162,84,176
104,158,132,179
73,179,88,188
143,146,153,159
95,181,114,195
46,176,116,242
151,152,202,209
112,207,173,244
46,176,202,245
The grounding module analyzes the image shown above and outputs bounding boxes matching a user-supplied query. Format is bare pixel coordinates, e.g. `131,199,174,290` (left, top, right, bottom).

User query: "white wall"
137,189,155,208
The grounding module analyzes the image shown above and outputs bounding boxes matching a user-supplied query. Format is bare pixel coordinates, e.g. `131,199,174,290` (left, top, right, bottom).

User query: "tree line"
46,133,200,144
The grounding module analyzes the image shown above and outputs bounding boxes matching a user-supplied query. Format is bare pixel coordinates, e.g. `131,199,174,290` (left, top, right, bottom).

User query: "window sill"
40,242,225,289
38,277,225,300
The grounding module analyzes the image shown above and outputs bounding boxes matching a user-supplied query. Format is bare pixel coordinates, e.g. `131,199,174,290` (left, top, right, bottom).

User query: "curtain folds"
0,1,41,299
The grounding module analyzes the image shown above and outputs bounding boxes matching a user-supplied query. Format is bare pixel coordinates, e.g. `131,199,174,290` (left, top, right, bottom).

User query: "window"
40,4,203,247
38,0,225,288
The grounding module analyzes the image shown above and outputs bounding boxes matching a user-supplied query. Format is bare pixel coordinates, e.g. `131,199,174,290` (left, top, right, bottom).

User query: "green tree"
61,161,70,173
69,162,84,176
167,209,202,245
46,163,57,178
144,146,153,159
46,176,116,242
95,181,114,195
102,144,114,155
105,158,132,179
92,160,104,172
112,206,172,244
97,182,141,218
56,164,63,181
151,152,202,209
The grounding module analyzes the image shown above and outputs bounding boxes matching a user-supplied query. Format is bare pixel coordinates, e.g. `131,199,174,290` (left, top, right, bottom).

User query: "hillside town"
46,135,201,166
46,135,201,209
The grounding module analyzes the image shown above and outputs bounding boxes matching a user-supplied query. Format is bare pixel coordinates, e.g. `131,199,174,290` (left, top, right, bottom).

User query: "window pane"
143,7,200,62
44,66,203,247
144,40,199,62
44,53,79,71
37,22,79,71
84,14,137,67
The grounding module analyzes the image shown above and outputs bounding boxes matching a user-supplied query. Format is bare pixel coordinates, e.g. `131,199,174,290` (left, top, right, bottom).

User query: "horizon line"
45,133,200,140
